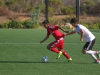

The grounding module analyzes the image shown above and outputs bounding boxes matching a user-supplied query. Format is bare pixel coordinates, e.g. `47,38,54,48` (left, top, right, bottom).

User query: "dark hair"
42,20,49,25
70,18,78,24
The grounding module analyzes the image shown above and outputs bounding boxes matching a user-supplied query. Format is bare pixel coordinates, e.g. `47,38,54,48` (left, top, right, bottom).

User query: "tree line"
0,0,100,29
0,0,100,15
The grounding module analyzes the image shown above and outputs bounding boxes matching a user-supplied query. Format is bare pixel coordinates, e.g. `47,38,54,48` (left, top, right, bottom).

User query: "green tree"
0,0,4,7
81,0,97,14
49,0,64,14
5,0,16,10
61,5,75,15
40,4,54,16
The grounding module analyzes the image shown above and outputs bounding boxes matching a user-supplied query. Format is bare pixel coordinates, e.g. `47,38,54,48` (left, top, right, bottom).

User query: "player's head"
42,20,49,28
70,18,78,27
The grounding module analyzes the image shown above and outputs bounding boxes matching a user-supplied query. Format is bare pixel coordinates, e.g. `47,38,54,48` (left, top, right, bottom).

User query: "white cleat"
95,61,100,64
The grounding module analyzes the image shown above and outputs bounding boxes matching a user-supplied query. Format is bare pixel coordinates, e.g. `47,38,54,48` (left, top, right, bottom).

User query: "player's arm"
65,31,76,36
40,36,49,44
59,26,69,33
80,29,84,41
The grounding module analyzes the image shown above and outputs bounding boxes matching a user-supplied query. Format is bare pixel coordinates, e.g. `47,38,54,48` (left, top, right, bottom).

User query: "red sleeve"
54,25,59,29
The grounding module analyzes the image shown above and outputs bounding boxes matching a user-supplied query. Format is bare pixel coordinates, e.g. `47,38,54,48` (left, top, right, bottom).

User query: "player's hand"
65,31,69,33
63,33,67,37
40,41,43,44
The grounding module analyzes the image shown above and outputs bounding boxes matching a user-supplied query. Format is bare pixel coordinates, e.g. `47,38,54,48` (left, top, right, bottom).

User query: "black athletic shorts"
83,39,95,50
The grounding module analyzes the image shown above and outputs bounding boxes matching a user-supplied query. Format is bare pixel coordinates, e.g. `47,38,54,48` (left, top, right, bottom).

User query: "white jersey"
74,24,95,42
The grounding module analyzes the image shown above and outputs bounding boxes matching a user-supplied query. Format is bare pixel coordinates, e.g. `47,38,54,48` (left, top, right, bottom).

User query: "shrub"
48,18,63,25
61,5,75,15
82,23,89,29
22,20,39,29
0,23,3,28
7,20,23,28
22,20,31,28
48,7,54,16
80,0,97,14
98,23,100,29
3,22,9,28
80,23,100,29
89,24,99,29
40,4,45,14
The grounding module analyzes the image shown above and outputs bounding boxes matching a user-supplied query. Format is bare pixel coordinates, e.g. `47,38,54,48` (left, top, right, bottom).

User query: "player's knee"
47,45,51,50
82,50,86,54
58,48,64,52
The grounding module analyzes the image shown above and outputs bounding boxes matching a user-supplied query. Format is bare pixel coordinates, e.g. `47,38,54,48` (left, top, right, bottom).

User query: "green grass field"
0,29,100,75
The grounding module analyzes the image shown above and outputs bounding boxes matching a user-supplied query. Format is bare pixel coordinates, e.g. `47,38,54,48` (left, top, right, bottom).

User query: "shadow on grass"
0,61,42,63
0,61,97,64
0,61,65,64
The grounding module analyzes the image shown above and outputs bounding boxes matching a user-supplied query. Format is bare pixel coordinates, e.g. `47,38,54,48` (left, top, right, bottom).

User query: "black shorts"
83,39,95,50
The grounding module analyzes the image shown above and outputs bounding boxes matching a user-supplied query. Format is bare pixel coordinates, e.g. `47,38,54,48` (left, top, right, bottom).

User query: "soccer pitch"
0,29,100,75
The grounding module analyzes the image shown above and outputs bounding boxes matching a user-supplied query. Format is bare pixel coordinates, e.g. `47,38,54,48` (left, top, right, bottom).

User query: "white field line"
0,42,99,45
0,32,99,45
92,32,100,34
0,42,82,45
0,42,39,45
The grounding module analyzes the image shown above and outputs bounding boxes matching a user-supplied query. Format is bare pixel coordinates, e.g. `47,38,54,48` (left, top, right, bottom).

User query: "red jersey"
47,25,64,40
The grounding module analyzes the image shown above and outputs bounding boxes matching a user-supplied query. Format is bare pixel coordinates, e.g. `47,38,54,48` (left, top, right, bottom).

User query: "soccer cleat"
56,51,62,59
97,61,100,63
68,58,72,62
95,60,100,64
97,51,100,60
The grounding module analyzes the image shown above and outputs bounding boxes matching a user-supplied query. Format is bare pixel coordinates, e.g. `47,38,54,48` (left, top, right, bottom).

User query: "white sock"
89,54,98,62
86,50,97,55
86,50,98,62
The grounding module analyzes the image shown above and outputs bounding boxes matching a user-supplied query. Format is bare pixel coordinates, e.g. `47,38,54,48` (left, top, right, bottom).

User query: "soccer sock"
50,48,59,53
86,50,99,62
62,51,70,59
86,50,98,55
89,54,99,62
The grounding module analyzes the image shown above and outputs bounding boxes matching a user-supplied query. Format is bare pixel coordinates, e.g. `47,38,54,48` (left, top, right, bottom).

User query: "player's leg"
83,49,99,63
62,50,72,62
57,48,72,62
83,49,99,62
47,41,59,53
57,48,71,59
57,48,62,59
82,39,99,63
90,39,100,60
57,38,72,62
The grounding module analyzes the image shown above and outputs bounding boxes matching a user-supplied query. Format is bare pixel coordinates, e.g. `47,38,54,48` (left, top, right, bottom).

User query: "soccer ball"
41,56,48,63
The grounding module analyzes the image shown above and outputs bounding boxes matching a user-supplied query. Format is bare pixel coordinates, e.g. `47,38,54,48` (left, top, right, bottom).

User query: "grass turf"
0,29,100,75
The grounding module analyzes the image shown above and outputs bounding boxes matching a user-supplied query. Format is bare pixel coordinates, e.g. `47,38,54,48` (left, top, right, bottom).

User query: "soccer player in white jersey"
65,18,100,63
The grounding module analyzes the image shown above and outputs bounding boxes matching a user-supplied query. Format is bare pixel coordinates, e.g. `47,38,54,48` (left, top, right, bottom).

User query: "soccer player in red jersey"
40,20,72,62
